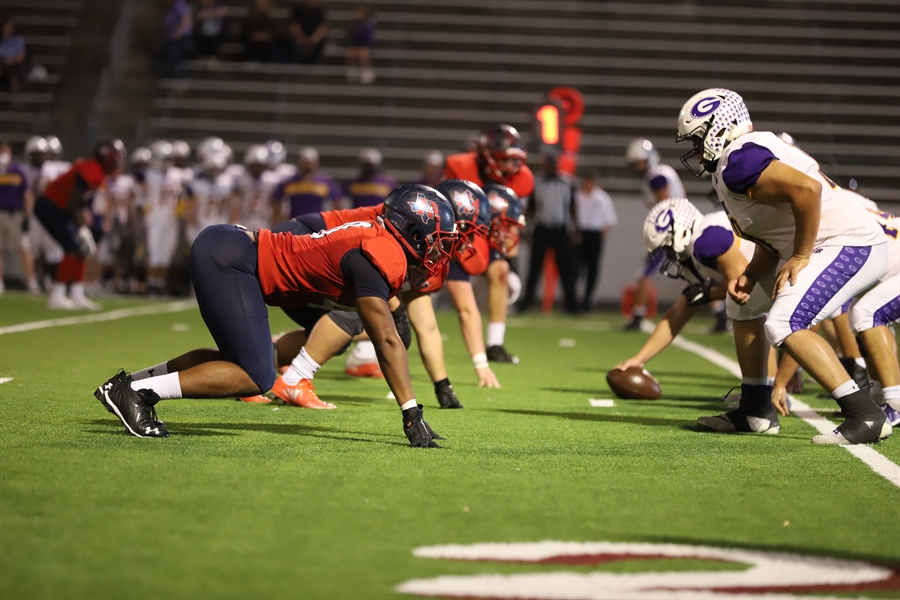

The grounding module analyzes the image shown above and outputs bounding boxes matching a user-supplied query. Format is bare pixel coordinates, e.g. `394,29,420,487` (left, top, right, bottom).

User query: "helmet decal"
654,209,674,233
690,97,721,119
453,190,477,216
407,193,436,224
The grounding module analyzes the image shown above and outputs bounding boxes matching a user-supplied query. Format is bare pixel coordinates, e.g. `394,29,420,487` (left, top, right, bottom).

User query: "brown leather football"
605,366,662,400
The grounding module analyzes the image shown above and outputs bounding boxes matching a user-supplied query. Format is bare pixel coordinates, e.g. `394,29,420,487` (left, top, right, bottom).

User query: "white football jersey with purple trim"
712,131,883,258
193,172,234,231
685,211,755,285
236,172,275,230
640,163,685,208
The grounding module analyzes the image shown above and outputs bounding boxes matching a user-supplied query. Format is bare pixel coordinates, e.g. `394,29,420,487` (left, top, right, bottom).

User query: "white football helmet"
44,135,63,159
625,138,659,169
264,140,286,168
299,146,319,164
149,140,173,168
171,140,191,161
203,149,229,174
197,136,225,161
676,88,753,176
358,147,382,166
131,146,152,165
24,135,47,157
244,144,269,167
643,198,703,279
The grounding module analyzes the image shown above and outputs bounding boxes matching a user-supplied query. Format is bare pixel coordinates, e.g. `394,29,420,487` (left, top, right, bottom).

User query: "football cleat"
271,378,336,409
94,370,169,438
345,361,384,379
697,408,780,435
240,395,271,403
882,404,900,427
71,296,102,311
487,344,519,364
622,316,643,332
402,404,441,448
47,293,75,310
812,414,891,445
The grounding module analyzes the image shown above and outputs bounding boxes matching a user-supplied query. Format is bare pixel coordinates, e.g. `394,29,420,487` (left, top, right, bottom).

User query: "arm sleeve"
721,142,779,196
340,249,392,301
692,225,735,269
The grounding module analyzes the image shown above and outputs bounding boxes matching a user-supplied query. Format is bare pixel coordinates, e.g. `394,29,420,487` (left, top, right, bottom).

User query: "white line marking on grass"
0,300,196,335
639,321,900,489
0,377,12,384
589,398,615,407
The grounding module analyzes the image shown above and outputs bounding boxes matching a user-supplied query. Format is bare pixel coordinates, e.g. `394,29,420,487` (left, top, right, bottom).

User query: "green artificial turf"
1,293,898,599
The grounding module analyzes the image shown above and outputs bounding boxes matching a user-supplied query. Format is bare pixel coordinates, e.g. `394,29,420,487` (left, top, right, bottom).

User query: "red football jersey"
443,152,535,199
406,262,449,294
256,221,407,309
321,204,382,229
44,158,106,211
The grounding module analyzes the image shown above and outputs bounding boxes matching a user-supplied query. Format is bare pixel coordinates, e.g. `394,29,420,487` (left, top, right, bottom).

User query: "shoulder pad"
508,165,534,198
360,234,408,294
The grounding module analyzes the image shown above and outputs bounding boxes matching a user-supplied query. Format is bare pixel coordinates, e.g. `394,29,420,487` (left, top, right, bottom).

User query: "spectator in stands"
519,152,580,315
0,17,27,92
343,148,396,208
415,149,444,187
345,5,376,84
272,146,340,222
0,142,39,294
290,0,329,65
193,0,227,60
575,170,617,311
244,0,276,62
161,0,193,78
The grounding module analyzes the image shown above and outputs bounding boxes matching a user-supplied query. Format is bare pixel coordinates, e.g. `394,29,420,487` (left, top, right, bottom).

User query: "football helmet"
94,139,127,175
299,146,319,164
381,184,457,276
170,140,191,166
643,198,703,280
149,140,173,168
197,136,225,161
131,146,152,166
476,124,527,181
484,183,525,256
24,136,47,165
202,149,229,174
676,88,753,176
625,138,659,170
264,139,286,168
244,144,269,166
436,179,491,275
44,135,63,159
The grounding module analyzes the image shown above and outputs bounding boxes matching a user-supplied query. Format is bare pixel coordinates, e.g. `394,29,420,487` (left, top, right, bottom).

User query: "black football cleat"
402,404,441,448
487,344,519,364
622,316,643,331
94,370,169,438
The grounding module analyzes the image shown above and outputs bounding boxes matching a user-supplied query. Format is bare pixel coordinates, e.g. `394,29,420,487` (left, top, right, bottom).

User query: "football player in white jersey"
264,139,297,184
233,145,274,231
22,136,47,197
144,140,186,294
624,138,688,331
187,147,233,243
615,198,780,433
677,88,890,445
37,135,71,195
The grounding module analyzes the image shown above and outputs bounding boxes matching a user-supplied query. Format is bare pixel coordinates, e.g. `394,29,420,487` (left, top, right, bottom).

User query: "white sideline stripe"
638,321,900,489
0,378,13,385
0,300,197,335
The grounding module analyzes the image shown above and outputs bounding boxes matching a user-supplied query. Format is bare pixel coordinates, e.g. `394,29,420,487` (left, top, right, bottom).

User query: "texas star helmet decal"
453,190,477,216
408,193,436,224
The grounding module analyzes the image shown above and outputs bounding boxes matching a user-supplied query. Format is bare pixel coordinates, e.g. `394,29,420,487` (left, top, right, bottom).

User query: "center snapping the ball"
605,366,662,400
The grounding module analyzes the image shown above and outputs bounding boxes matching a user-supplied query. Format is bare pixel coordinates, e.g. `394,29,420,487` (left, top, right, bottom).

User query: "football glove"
682,282,712,306
507,271,522,306
402,404,441,448
76,225,97,258
392,304,412,350
434,378,463,409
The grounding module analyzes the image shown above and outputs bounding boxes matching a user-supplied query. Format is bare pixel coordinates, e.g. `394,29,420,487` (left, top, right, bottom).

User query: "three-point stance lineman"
677,88,890,445
94,184,457,447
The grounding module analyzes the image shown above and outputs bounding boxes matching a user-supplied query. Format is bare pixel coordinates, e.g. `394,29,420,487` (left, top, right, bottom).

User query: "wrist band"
472,352,488,369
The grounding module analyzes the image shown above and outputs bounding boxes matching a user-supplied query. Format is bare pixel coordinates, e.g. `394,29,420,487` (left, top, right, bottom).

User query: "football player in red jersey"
444,124,534,364
255,180,501,410
33,139,126,310
94,184,457,448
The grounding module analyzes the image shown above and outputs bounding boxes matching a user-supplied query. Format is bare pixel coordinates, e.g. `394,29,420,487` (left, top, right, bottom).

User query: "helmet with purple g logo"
676,88,752,177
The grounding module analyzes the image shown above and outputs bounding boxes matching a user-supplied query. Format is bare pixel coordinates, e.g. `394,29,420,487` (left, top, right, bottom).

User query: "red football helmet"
94,139,127,175
484,184,525,256
476,124,527,182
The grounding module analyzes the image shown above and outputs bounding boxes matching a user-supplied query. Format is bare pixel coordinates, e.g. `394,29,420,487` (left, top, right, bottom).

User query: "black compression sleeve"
340,249,391,301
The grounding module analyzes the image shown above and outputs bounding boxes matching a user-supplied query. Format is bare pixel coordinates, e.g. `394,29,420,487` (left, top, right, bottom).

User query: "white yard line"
0,300,196,336
0,377,13,385
639,320,900,489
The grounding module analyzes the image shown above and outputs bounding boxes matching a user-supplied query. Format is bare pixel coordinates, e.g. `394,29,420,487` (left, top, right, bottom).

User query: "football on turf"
605,366,662,400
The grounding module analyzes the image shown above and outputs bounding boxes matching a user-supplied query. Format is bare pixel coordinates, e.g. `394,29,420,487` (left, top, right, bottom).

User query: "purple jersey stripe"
873,295,900,328
789,246,872,333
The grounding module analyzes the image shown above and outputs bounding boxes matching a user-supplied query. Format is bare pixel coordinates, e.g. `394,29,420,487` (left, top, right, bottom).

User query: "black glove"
434,378,463,409
402,404,441,448
682,282,712,307
392,303,412,350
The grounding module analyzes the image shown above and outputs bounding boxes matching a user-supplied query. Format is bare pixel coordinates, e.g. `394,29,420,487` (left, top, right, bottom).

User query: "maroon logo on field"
408,193,436,224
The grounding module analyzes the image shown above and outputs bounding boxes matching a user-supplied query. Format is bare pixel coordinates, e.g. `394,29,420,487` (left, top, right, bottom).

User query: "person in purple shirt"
0,17,27,93
161,0,193,78
343,148,396,208
345,5,376,83
0,143,39,294
272,147,341,222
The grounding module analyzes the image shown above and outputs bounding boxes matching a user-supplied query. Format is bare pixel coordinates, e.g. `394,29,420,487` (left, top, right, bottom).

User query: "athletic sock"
633,306,647,318
133,362,168,381
400,399,418,411
742,376,771,387
131,372,182,399
882,385,900,411
70,282,87,301
282,348,319,386
487,322,506,347
831,379,860,401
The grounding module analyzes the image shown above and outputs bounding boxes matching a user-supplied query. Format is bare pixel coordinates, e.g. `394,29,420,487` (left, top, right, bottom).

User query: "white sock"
400,399,417,411
133,362,168,381
871,380,883,403
831,379,860,400
487,322,506,347
882,385,900,410
282,347,319,386
70,282,86,301
50,282,66,299
131,372,182,399
742,376,772,387
854,357,867,369
633,306,647,318
351,340,377,362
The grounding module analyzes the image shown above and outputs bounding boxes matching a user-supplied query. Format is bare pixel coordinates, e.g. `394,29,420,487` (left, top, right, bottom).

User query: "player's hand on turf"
774,255,809,298
476,366,500,388
727,274,755,305
614,357,644,371
771,385,790,417
682,282,712,307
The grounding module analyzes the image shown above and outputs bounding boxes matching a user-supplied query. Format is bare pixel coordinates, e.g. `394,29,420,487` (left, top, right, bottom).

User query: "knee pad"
328,310,365,337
